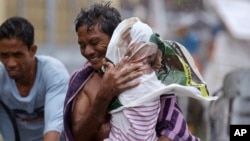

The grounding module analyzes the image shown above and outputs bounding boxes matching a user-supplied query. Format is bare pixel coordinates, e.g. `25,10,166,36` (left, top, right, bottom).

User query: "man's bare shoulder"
83,73,102,102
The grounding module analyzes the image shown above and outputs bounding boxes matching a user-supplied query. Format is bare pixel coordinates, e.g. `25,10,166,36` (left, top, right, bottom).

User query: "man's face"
0,38,36,80
77,24,111,70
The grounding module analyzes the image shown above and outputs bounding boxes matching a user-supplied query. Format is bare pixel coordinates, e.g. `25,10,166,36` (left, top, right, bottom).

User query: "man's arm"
158,136,172,141
71,57,144,141
43,59,70,141
72,92,112,141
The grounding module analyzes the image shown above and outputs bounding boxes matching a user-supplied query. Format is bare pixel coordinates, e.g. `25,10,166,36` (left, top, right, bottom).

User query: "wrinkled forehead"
77,24,102,34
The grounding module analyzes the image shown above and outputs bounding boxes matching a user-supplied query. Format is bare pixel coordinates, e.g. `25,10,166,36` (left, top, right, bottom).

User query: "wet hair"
75,1,121,37
0,16,34,49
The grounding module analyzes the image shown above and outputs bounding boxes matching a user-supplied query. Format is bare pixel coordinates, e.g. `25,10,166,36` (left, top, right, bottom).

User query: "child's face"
125,42,157,64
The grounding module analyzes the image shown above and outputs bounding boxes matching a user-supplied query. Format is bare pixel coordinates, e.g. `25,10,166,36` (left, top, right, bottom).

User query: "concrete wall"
0,0,120,47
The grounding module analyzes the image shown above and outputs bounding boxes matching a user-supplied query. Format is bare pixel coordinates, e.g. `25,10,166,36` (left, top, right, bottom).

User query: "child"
107,42,165,141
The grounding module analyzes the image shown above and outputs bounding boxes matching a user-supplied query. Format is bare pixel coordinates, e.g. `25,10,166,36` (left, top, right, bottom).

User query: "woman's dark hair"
75,1,121,37
0,16,34,49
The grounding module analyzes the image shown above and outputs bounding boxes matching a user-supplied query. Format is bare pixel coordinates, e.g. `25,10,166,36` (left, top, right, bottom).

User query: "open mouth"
89,57,99,62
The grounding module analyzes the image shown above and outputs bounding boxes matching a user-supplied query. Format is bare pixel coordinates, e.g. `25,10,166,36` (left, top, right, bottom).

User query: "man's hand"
100,56,144,100
43,131,60,141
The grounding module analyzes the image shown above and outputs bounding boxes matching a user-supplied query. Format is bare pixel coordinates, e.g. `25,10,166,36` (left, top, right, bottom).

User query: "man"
63,3,144,141
63,2,211,141
0,17,69,141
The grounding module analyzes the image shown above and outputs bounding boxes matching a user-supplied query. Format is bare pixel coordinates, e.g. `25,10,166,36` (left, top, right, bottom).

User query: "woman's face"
77,24,111,70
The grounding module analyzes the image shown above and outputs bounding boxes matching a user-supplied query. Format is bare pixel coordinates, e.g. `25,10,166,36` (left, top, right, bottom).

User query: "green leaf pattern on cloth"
150,33,209,97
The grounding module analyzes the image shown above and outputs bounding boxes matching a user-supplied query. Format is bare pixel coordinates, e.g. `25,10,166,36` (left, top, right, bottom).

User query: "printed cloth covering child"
106,17,217,111
104,17,218,141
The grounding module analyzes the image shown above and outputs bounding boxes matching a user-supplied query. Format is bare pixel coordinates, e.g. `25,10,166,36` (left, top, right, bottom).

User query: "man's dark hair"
0,16,34,49
75,1,121,37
